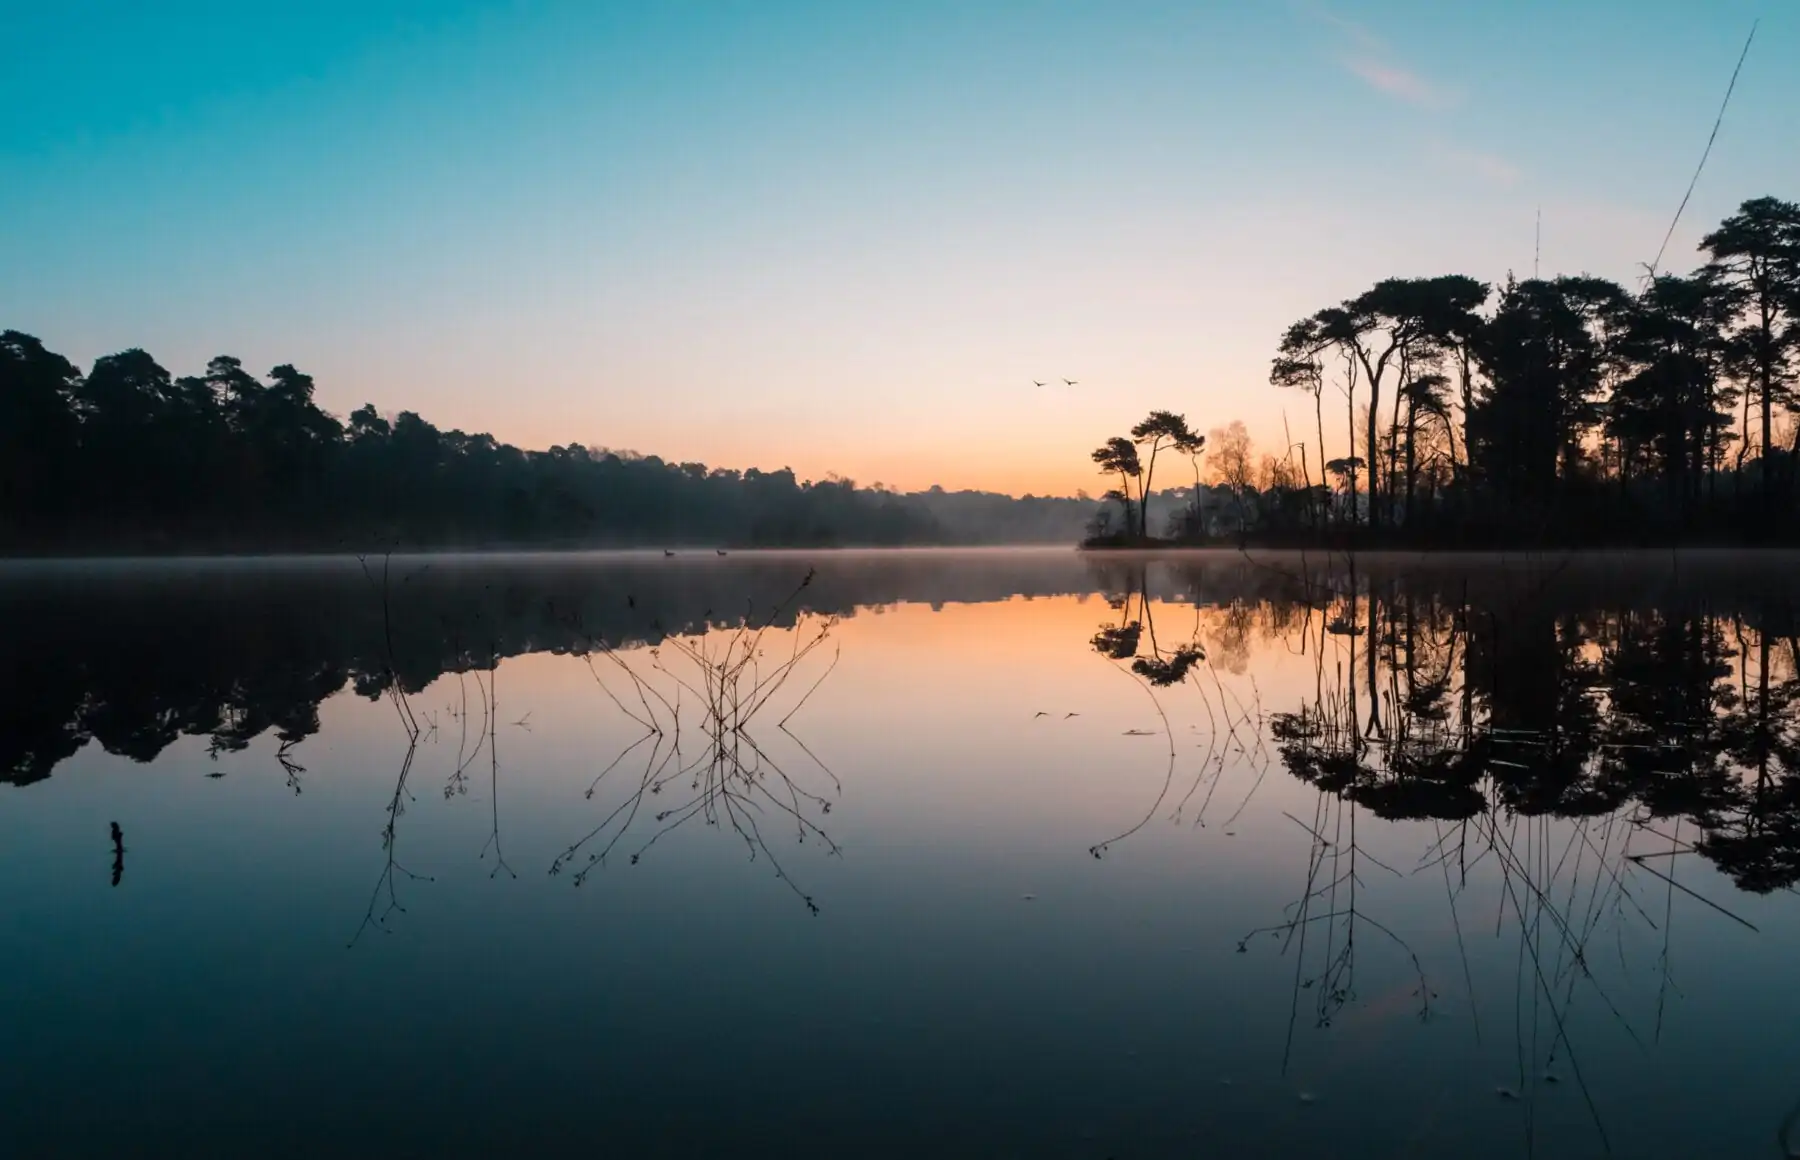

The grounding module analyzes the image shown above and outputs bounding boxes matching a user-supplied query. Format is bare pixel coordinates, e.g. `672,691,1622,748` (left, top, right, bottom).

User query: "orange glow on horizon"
479,420,1199,500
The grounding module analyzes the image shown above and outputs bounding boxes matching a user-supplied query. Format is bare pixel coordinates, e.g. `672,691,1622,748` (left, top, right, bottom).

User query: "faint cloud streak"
1296,0,1457,109
1438,146,1522,186
1343,57,1446,108
1300,1,1384,54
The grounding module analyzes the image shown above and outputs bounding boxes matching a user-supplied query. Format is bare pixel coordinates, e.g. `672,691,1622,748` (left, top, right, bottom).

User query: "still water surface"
5,548,1800,1158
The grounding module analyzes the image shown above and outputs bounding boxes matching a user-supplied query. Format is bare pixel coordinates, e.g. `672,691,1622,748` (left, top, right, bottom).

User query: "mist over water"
6,548,1800,1159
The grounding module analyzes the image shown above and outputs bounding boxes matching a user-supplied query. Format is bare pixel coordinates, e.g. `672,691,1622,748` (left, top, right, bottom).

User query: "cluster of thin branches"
342,558,843,941
551,569,843,913
349,556,514,945
347,554,433,944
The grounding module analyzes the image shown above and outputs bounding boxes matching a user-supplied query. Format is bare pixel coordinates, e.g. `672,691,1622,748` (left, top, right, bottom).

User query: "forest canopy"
0,333,1096,553
1088,195,1800,547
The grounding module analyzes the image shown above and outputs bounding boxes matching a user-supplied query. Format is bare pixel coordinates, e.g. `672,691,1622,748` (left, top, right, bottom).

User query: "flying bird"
717,549,728,556
1033,380,1047,387
663,549,675,557
1063,378,1079,386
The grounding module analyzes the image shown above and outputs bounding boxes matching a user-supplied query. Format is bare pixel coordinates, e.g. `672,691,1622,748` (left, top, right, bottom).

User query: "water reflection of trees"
1075,556,1800,895
1086,558,1800,1152
1272,583,1800,894
0,552,1098,786
1085,564,1276,856
1080,557,1800,893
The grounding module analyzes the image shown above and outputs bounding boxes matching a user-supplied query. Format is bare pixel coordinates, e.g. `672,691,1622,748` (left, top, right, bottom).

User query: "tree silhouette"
1090,436,1143,539
1130,410,1196,534
1398,372,1454,524
1469,276,1624,511
1608,273,1736,514
1701,196,1800,509
0,331,81,542
1271,333,1329,523
1273,306,1371,528
1125,193,1799,548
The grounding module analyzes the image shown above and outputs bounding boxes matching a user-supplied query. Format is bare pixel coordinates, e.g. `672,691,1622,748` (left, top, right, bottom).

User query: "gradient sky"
3,0,1795,496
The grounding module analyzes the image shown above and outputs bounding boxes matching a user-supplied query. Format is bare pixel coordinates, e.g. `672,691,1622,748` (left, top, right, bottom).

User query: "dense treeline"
1089,196,1800,546
0,333,1097,553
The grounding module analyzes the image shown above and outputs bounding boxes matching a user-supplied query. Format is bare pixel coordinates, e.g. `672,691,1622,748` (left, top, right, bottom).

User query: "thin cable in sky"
1646,20,1758,279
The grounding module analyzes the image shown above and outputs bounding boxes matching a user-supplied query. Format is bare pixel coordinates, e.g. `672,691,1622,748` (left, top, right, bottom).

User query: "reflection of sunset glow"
389,592,1331,885
15,553,1800,1159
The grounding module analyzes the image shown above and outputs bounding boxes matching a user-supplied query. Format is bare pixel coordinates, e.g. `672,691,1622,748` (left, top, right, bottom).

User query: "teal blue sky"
2,0,1793,494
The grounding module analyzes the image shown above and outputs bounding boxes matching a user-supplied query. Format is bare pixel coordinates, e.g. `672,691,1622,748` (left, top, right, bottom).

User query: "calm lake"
5,548,1800,1158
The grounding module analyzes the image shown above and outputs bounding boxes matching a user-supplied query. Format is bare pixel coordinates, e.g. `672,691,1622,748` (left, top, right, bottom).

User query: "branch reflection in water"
552,569,841,914
347,565,843,940
0,549,1102,789
1080,553,1800,1155
1086,562,1275,857
348,553,440,944
10,550,1800,1152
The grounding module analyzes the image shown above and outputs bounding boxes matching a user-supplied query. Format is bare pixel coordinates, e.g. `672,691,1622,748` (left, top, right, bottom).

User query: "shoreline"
11,542,1800,568
1078,535,1800,553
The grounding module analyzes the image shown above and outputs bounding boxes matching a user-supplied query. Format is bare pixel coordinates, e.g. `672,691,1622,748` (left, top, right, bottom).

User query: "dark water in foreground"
6,548,1800,1158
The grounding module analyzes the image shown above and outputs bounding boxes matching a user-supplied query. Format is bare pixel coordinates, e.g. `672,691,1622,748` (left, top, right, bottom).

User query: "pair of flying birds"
1034,378,1080,387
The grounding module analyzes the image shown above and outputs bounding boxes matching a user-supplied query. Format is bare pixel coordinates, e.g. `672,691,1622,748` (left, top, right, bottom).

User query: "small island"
1082,194,1800,551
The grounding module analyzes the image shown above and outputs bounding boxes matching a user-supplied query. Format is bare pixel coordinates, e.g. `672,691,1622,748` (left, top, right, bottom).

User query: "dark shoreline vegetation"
5,196,1793,556
1085,195,1800,550
0,332,1095,554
